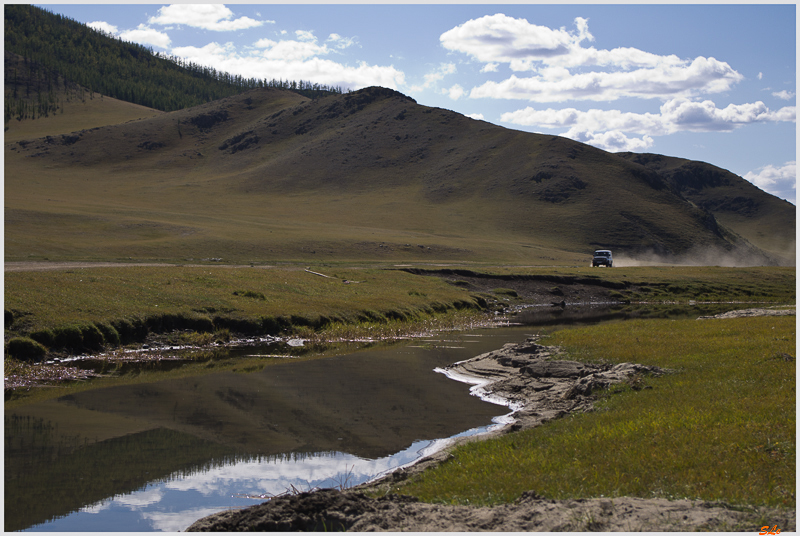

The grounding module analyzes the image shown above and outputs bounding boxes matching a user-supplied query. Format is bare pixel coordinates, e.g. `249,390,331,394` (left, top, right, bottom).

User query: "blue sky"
40,3,797,203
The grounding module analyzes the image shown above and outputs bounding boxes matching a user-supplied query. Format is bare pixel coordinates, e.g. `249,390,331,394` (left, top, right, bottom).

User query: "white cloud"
660,99,795,130
466,113,485,120
254,37,330,62
567,129,654,152
442,14,743,103
773,90,795,100
409,63,457,92
295,30,316,42
171,42,404,90
501,98,796,136
501,98,795,154
87,21,119,36
440,14,590,66
120,24,171,49
443,84,466,100
469,57,743,103
327,33,357,50
149,4,266,31
744,161,796,203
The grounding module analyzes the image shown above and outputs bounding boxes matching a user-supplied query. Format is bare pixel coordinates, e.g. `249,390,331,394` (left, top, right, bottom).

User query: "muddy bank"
186,487,795,532
188,336,795,532
404,267,624,306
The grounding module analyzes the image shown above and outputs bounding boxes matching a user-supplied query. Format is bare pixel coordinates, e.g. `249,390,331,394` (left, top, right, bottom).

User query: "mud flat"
187,330,796,532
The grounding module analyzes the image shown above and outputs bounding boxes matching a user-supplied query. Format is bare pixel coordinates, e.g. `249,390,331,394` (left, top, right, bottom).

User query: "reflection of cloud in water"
81,488,163,515
81,499,113,515
166,443,436,498
113,488,165,509
142,507,226,533
65,438,491,532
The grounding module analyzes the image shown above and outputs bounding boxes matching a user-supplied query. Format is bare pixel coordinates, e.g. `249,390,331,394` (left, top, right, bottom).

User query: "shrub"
5,309,13,327
111,317,148,345
80,323,106,351
146,312,213,334
261,315,290,334
53,325,83,351
289,314,314,327
29,328,56,348
214,328,231,343
95,322,121,347
179,331,214,346
184,315,214,333
6,337,48,361
357,310,386,322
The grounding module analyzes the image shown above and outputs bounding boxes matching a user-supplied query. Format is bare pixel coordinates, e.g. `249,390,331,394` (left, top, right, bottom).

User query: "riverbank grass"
4,266,481,353
396,315,795,509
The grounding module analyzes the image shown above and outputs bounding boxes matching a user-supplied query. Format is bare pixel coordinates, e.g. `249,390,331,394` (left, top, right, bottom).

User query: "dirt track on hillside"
186,328,796,532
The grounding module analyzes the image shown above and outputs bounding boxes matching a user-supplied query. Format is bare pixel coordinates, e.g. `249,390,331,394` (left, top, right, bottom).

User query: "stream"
5,302,747,532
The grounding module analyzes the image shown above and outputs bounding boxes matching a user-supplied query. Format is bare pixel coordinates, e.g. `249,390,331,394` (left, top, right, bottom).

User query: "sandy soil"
186,325,796,532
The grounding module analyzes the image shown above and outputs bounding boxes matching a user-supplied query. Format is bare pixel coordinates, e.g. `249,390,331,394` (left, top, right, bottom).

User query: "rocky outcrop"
440,337,664,433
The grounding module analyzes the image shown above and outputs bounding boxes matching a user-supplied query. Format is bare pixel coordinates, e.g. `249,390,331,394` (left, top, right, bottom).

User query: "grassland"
3,265,483,353
393,314,796,509
5,265,794,353
4,90,162,143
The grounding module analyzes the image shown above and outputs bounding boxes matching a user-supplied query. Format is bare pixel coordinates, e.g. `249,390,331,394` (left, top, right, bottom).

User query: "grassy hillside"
4,52,163,142
5,87,791,265
617,152,796,262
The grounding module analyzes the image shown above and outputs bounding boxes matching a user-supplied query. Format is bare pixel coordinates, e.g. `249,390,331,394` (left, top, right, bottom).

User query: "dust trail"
613,244,795,267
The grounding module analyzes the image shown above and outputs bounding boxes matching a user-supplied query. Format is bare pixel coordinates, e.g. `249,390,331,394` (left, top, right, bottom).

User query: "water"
19,434,494,532
6,327,535,532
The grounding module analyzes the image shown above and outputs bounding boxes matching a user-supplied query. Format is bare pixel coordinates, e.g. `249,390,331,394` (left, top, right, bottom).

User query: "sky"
39,3,797,204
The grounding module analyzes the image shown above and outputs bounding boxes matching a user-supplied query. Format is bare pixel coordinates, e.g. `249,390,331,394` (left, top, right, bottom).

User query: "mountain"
5,86,794,265
615,152,795,262
4,5,794,266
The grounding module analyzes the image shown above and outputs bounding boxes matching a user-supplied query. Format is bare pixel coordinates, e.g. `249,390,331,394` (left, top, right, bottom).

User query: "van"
592,250,613,267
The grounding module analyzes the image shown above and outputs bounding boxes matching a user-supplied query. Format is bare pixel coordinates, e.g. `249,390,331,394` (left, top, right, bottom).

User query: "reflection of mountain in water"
4,425,231,531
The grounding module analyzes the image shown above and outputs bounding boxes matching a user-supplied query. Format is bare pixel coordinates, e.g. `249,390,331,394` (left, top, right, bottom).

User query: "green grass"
4,265,481,350
393,315,795,508
5,265,795,355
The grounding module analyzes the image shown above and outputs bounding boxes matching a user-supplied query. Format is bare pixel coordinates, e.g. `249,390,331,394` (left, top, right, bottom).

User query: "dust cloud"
613,243,796,268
